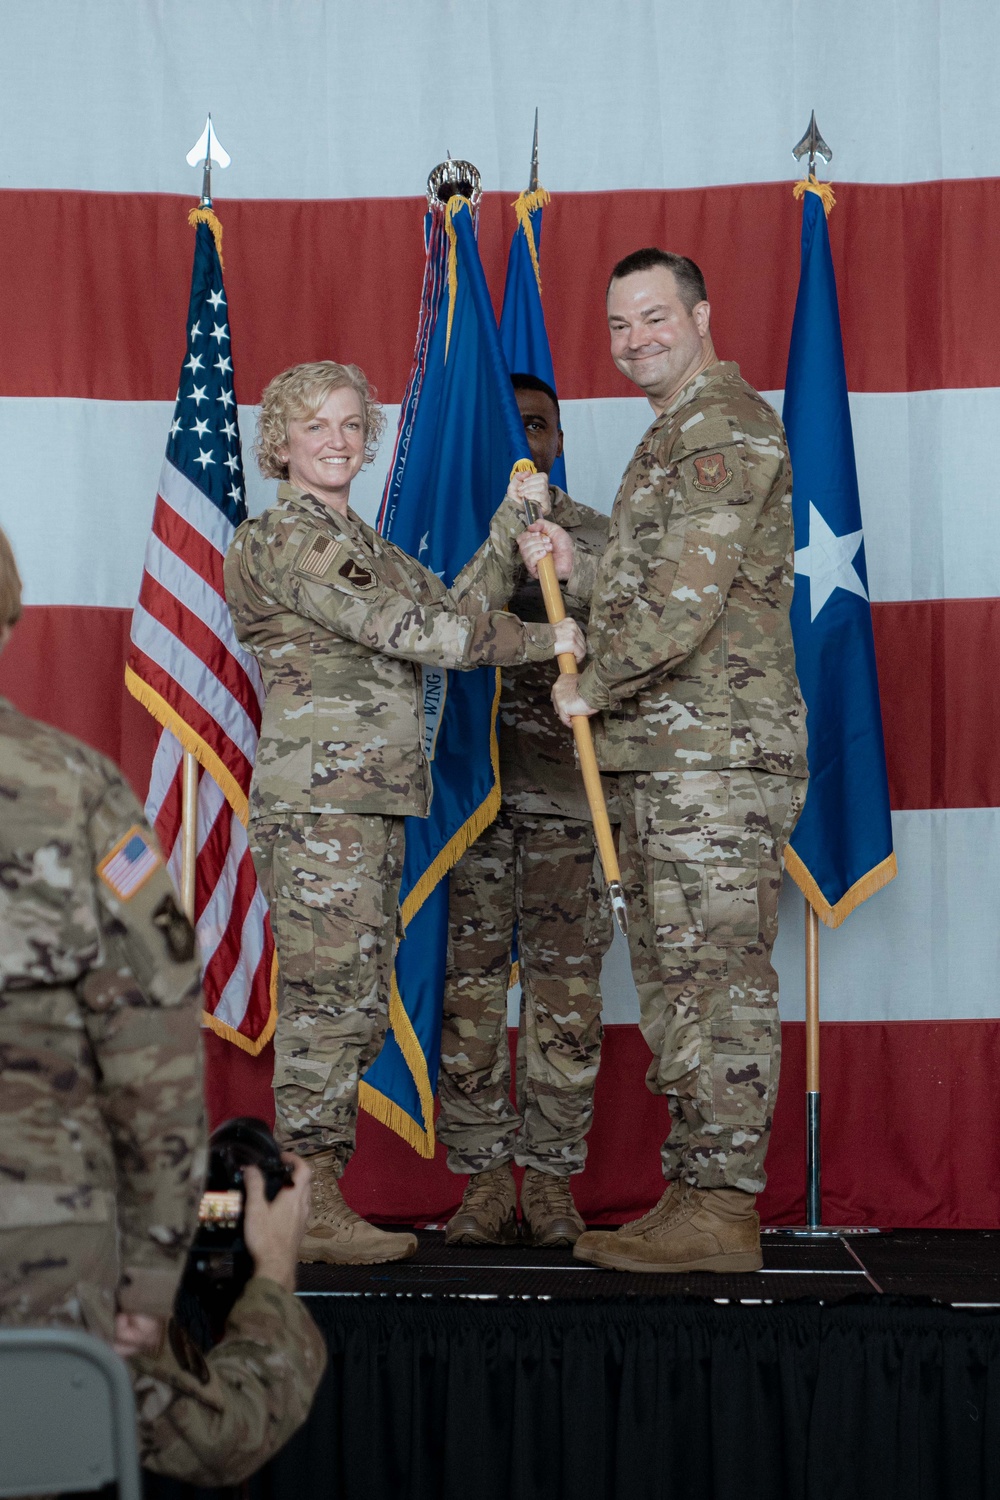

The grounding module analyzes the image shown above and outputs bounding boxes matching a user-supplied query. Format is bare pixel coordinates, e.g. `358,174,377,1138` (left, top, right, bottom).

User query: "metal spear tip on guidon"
426,152,482,208
528,108,539,193
186,114,232,206
792,110,832,178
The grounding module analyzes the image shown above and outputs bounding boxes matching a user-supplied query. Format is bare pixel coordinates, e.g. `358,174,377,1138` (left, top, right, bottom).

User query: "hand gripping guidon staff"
513,460,628,935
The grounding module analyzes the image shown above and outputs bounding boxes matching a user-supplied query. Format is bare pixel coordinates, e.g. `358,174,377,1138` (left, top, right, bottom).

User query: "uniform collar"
649,359,740,432
276,481,364,532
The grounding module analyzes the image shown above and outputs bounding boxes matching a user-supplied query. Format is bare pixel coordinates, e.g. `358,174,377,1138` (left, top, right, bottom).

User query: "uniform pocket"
272,1044,337,1095
703,863,760,946
708,1011,776,1128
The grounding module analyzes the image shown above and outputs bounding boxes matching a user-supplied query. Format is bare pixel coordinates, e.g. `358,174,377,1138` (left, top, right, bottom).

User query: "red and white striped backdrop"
2,0,998,1226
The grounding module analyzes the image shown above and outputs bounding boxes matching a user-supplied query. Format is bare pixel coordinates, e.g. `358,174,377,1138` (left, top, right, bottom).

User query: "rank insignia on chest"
97,825,162,901
338,556,377,591
296,533,343,579
692,452,732,492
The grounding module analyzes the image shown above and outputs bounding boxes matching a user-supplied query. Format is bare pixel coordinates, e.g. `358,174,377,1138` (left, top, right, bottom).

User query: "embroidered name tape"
97,825,162,901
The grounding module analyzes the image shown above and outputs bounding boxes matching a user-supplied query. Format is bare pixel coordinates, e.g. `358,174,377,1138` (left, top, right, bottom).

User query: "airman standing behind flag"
520,250,808,1273
438,374,616,1247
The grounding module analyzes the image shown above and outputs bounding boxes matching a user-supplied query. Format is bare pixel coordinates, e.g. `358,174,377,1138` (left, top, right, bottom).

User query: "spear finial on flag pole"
792,109,832,179
792,111,836,215
528,107,539,193
186,114,231,208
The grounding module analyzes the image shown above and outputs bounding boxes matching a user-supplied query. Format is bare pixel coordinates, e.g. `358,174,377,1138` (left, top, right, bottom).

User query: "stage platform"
296,1226,1000,1306
150,1231,1000,1500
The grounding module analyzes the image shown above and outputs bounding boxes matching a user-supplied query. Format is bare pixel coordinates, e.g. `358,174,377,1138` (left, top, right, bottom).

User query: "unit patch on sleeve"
338,556,377,591
692,453,733,492
97,825,162,901
295,532,344,579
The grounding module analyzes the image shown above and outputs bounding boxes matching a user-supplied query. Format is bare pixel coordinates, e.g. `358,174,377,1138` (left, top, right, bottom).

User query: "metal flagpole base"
761,1089,885,1237
762,1226,884,1237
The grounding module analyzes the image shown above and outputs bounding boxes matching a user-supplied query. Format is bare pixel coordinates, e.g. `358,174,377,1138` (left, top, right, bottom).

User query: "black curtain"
146,1296,1000,1500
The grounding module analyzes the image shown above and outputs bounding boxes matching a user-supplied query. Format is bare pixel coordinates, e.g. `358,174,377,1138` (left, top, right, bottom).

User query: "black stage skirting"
147,1232,1000,1500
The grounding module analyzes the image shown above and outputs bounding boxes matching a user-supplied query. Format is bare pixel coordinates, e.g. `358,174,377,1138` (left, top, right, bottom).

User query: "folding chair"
0,1327,141,1499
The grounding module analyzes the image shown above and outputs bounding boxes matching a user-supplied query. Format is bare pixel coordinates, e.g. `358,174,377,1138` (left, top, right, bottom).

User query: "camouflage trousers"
0,1221,117,1342
249,813,404,1169
619,768,806,1195
438,809,614,1176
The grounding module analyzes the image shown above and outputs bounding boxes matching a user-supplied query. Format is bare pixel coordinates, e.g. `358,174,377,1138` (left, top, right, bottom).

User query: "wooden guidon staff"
518,474,627,934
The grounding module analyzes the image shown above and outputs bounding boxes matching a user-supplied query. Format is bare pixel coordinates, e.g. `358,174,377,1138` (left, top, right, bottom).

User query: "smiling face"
607,266,714,412
279,385,367,512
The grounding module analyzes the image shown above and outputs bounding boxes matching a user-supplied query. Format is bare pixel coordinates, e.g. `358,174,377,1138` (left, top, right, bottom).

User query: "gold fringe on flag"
187,205,225,266
784,845,898,929
201,950,278,1056
793,175,837,217
124,667,250,825
511,186,552,293
443,194,467,359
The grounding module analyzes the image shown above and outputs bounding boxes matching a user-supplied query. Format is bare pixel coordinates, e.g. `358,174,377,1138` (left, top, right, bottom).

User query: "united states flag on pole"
125,210,276,1053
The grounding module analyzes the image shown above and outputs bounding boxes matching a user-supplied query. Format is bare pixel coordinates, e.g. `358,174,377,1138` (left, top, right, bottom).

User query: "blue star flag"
783,186,897,925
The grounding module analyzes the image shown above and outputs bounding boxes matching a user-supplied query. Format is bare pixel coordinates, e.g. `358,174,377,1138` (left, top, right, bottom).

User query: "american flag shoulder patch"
97,825,162,901
295,531,343,580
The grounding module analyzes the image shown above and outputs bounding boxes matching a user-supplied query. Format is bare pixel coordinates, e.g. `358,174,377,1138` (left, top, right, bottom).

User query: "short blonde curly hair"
255,361,386,480
0,526,22,629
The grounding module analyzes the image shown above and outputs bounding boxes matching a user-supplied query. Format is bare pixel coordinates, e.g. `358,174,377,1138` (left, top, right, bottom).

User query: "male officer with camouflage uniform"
521,250,808,1272
225,361,583,1268
0,526,207,1344
0,526,326,1482
439,374,616,1248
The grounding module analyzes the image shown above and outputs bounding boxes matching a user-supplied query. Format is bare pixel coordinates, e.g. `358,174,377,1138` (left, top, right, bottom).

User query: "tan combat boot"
299,1150,417,1265
573,1184,762,1274
520,1167,586,1247
444,1163,518,1246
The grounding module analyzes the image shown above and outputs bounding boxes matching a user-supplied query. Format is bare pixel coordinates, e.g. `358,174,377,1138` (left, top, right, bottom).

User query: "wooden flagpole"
180,751,198,923
804,902,821,1227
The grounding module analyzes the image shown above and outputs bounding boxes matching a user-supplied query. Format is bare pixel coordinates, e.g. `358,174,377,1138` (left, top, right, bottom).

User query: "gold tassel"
793,175,837,217
784,845,898,929
187,205,225,266
443,194,468,359
511,186,551,293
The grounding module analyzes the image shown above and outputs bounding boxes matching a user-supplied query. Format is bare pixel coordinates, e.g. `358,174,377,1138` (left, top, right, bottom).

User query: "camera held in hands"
176,1116,294,1348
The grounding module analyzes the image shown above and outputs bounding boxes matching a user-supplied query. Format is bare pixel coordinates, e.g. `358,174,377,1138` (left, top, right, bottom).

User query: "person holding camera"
130,1147,327,1486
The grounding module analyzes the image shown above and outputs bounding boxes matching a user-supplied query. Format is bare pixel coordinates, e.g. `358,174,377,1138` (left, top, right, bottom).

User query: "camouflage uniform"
439,489,617,1177
568,363,809,1194
225,483,556,1166
133,1275,327,1485
0,699,206,1342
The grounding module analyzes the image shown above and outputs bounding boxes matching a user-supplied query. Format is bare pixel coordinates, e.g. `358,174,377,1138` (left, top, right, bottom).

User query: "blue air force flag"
498,189,567,491
361,197,533,1154
783,184,897,926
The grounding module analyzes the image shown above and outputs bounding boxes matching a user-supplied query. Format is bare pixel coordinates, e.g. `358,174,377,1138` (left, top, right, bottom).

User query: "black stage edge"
146,1231,1000,1500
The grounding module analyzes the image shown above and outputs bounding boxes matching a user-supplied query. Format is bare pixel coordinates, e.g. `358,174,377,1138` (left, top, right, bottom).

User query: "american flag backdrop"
125,211,275,1054
3,0,1000,1226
